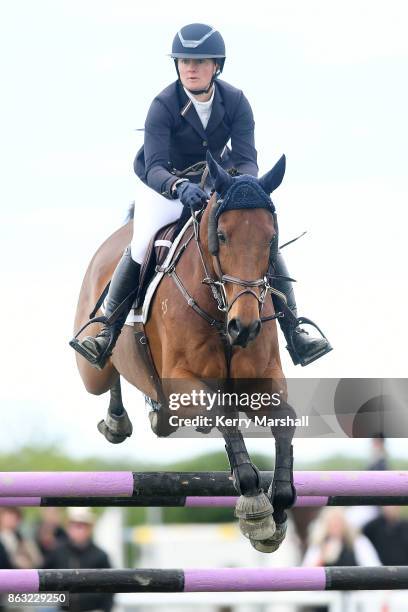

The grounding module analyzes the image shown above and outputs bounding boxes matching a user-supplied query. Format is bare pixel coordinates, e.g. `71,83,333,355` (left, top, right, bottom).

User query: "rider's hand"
176,181,207,211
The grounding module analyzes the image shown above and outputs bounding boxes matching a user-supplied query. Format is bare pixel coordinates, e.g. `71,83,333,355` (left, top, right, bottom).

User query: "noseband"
203,195,282,319
204,254,274,316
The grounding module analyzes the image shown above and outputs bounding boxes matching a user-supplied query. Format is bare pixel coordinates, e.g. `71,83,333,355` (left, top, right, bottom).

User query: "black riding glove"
176,181,207,211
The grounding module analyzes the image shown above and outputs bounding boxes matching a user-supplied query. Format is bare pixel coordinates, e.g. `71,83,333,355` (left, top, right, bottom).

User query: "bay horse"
72,152,297,553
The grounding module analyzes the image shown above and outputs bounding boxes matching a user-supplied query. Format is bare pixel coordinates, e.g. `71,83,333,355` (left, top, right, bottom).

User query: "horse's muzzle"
227,317,261,347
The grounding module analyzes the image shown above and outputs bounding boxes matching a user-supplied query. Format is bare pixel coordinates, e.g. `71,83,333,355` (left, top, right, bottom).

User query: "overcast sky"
0,0,407,464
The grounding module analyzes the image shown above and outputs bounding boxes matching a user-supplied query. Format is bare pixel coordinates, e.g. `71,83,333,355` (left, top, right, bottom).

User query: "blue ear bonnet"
215,176,275,221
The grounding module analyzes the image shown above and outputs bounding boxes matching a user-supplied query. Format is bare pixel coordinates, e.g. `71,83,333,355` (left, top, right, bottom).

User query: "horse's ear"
206,151,233,195
258,154,286,195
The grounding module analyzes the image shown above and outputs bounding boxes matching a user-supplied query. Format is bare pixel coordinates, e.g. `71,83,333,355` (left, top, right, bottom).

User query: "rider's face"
178,58,217,92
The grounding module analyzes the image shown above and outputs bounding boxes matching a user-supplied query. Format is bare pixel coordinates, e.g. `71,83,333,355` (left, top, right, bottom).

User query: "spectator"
345,436,389,531
0,538,13,612
303,507,381,567
301,508,381,612
0,539,12,569
368,435,388,471
0,507,43,612
0,507,42,569
363,506,408,565
44,507,113,612
35,507,68,564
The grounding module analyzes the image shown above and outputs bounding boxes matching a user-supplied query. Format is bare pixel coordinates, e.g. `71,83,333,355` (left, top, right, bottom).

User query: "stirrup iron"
286,316,332,367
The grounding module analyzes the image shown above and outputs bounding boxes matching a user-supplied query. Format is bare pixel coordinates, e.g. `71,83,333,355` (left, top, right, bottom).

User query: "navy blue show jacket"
134,79,258,197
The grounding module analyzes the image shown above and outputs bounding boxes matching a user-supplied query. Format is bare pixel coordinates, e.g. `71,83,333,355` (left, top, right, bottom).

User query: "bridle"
206,269,274,315
201,250,278,320
159,170,290,333
205,193,287,319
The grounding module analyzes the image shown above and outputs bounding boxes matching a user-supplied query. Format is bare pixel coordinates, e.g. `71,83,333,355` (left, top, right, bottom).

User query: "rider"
70,23,331,369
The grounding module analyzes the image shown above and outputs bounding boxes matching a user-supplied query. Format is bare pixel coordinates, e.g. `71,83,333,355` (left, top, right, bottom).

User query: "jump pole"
2,567,408,593
1,471,408,497
2,495,408,508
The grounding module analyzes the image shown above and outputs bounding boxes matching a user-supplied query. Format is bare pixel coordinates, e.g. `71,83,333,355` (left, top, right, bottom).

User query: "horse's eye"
217,232,226,243
270,235,277,245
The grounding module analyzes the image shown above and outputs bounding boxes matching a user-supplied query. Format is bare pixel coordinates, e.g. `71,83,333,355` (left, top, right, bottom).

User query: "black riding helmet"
169,23,226,94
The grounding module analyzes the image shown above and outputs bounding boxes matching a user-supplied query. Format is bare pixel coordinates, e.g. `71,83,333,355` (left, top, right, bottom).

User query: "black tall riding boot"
70,247,141,370
271,251,332,366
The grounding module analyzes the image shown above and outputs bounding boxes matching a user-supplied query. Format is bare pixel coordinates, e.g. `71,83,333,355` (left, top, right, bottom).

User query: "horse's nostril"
228,318,261,346
251,319,261,338
228,318,241,338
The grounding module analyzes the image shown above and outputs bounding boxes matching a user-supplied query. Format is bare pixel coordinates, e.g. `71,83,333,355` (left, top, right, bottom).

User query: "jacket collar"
178,81,225,139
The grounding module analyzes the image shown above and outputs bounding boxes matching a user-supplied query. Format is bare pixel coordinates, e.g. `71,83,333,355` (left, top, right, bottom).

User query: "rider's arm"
229,92,258,177
143,98,178,198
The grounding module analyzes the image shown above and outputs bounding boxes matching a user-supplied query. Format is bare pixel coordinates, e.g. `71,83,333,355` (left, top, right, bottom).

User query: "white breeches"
130,179,183,264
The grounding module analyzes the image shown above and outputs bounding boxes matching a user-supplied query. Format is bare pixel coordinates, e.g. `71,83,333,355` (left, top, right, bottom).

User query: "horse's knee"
77,362,116,395
83,379,107,396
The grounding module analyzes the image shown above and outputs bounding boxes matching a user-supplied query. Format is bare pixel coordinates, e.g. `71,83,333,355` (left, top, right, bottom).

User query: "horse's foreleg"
252,400,297,553
97,377,133,444
218,424,276,545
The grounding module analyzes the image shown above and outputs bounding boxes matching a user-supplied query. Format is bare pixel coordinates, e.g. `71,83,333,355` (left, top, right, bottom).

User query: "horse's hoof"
234,492,276,541
97,410,133,444
249,520,288,554
148,410,160,434
148,409,178,437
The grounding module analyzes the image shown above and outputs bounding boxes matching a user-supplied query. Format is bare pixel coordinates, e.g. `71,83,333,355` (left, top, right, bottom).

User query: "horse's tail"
124,201,135,224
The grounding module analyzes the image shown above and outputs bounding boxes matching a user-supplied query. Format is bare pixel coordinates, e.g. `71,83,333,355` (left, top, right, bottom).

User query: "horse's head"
204,152,286,348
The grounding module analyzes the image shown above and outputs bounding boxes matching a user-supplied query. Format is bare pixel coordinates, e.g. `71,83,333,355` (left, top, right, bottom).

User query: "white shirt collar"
183,86,215,107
